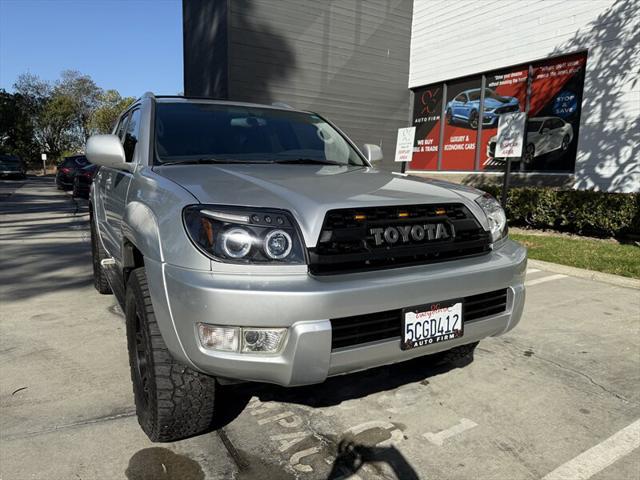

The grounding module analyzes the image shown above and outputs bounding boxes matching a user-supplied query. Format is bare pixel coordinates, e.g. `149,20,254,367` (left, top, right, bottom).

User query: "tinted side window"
123,109,141,163
454,94,466,103
115,113,129,141
552,118,564,129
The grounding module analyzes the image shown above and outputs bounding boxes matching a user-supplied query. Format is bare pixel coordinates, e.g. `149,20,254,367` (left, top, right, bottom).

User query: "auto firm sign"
495,112,526,158
394,126,416,162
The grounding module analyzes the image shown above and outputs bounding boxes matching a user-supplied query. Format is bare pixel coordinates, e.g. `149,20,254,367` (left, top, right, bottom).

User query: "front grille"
495,105,519,114
330,288,508,350
309,203,491,275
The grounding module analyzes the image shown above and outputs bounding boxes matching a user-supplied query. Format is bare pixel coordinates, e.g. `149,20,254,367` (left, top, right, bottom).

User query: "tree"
56,70,102,141
35,93,79,159
89,90,135,134
13,73,51,115
11,70,132,162
0,90,40,164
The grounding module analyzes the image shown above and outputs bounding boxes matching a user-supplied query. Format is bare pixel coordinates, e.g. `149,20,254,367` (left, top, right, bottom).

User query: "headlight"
183,205,305,264
475,193,507,243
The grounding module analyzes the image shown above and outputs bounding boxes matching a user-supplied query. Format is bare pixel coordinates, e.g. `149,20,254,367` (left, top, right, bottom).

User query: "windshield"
468,88,512,103
0,156,20,164
61,156,88,168
527,120,543,132
154,102,366,166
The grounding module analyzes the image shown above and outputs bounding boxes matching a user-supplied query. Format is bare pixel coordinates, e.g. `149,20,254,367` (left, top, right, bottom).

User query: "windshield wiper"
273,158,344,166
161,157,270,166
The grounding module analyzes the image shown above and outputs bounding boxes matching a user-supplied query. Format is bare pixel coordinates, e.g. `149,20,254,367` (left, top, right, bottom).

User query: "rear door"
102,107,141,264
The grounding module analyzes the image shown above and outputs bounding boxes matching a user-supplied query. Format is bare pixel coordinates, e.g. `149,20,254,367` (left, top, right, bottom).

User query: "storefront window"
410,83,443,170
479,66,528,171
410,51,587,174
526,52,586,172
440,76,482,170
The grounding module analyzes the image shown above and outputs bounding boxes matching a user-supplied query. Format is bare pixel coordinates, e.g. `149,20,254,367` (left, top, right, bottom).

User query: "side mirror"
362,144,383,163
86,134,132,171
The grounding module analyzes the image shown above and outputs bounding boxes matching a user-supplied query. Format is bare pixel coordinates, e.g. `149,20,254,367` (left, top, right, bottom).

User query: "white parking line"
527,268,541,274
525,274,567,287
542,418,640,480
423,418,478,446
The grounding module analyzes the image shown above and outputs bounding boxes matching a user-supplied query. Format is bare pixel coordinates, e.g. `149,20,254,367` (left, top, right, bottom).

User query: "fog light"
241,328,286,353
197,324,239,352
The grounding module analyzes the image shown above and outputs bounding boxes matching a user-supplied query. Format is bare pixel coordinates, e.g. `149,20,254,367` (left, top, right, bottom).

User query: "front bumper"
145,239,527,386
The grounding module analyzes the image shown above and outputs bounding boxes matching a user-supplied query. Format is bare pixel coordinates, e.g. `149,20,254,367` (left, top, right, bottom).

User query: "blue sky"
0,0,183,97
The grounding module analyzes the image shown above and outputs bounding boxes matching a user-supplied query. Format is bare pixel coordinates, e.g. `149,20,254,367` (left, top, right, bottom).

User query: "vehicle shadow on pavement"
252,353,469,408
215,352,471,427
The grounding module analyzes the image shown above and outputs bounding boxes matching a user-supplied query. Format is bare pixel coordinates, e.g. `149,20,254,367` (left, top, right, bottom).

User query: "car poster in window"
525,52,586,172
441,77,482,170
410,83,443,170
479,66,528,170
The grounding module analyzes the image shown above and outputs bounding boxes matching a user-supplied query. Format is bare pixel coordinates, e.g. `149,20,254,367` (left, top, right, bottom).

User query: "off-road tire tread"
126,268,217,442
90,215,112,294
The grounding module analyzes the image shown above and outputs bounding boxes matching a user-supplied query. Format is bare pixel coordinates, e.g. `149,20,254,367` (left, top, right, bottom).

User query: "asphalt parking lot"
1,176,639,480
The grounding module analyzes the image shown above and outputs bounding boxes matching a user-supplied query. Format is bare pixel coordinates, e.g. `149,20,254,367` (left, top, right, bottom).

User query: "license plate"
401,299,463,350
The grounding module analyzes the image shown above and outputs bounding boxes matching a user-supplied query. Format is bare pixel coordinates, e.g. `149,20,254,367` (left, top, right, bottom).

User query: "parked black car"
72,164,99,199
0,155,27,179
56,155,89,190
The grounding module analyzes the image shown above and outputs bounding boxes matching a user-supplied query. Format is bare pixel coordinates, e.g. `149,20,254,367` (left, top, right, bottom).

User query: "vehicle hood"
484,97,517,109
155,164,488,246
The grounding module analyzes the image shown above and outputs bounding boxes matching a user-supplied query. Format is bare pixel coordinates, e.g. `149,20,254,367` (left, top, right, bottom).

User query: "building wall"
183,0,414,170
409,0,639,192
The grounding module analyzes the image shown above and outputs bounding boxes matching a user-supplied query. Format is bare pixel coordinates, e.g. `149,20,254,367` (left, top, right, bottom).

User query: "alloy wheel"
133,310,151,408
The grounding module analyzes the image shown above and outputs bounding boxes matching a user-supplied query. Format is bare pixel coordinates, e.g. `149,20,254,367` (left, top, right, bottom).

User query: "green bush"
480,186,639,237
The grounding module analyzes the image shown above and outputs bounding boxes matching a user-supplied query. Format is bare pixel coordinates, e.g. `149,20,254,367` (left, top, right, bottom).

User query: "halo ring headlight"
264,229,293,260
222,227,252,258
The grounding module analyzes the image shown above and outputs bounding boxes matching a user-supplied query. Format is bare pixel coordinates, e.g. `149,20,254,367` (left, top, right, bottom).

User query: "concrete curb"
528,259,640,290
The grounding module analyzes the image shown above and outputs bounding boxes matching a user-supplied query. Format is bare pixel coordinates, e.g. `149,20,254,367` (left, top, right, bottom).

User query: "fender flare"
121,201,163,262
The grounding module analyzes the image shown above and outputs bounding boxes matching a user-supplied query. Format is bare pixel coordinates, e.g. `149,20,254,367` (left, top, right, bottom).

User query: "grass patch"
510,233,640,279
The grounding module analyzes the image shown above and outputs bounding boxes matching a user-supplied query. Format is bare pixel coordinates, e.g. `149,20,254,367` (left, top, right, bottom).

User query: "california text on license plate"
401,299,463,350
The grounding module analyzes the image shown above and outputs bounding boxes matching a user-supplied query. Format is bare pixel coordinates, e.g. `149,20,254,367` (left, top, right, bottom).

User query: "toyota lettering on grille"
369,223,454,247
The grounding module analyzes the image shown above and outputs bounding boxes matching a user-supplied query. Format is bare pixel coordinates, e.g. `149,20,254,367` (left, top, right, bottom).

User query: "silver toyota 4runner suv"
86,93,526,442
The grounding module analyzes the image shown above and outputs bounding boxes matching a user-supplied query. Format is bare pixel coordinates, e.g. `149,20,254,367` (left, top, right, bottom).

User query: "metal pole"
501,158,511,207
402,89,414,174
502,65,533,207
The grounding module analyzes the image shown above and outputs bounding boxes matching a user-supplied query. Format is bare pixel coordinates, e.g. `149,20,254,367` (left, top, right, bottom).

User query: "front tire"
90,212,112,295
445,109,453,125
125,268,218,442
468,110,478,129
523,143,535,165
